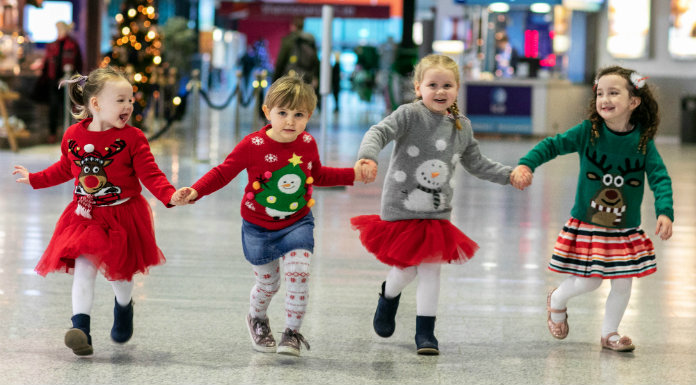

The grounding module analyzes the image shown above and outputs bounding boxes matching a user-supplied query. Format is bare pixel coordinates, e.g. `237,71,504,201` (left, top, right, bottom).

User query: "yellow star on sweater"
288,153,303,166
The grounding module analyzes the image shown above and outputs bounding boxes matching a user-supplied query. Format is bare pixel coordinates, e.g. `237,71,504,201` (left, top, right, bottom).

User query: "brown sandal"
601,332,635,352
547,289,569,339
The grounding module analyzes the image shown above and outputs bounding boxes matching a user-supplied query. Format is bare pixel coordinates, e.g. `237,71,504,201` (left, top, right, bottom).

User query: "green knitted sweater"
519,120,673,228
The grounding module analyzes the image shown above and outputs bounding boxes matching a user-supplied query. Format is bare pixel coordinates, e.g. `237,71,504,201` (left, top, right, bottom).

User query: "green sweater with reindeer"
518,120,673,229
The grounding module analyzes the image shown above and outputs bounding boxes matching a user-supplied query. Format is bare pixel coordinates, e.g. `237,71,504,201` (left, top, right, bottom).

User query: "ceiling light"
530,3,552,13
489,2,510,13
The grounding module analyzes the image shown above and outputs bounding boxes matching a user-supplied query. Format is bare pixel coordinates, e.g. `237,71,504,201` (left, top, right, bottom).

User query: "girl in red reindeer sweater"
13,67,185,357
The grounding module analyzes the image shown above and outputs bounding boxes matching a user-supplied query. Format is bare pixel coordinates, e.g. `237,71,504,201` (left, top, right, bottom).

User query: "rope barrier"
199,86,238,110
145,69,270,142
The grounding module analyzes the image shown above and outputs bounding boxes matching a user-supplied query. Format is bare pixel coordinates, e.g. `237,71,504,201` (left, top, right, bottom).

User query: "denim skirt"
241,212,315,266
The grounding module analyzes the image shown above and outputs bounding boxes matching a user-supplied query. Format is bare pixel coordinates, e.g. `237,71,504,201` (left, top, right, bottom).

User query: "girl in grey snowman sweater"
351,54,517,355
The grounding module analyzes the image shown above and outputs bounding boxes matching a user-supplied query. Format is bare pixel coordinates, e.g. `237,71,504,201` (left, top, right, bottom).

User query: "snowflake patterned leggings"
248,249,312,331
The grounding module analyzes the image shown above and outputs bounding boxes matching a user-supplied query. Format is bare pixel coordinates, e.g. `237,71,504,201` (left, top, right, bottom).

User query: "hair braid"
448,102,462,130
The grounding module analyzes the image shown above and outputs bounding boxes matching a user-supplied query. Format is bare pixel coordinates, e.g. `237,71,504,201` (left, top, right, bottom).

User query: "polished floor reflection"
2,92,696,385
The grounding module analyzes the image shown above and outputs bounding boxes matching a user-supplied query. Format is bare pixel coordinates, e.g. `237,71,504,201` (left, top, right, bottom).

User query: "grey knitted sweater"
358,101,512,221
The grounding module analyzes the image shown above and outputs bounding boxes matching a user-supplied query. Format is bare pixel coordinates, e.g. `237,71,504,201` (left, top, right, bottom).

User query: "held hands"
12,165,30,185
655,215,673,240
510,165,533,190
354,159,377,183
170,187,198,206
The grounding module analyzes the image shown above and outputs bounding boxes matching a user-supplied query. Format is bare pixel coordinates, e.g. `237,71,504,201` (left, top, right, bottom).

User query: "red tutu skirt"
350,215,479,268
35,194,166,281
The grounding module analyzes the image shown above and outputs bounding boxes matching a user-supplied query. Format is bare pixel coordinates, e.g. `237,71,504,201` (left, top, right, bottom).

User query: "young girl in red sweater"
13,67,185,356
174,74,369,356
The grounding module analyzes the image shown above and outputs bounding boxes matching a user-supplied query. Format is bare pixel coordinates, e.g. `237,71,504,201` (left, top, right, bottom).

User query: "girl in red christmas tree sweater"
13,67,187,357
174,75,372,356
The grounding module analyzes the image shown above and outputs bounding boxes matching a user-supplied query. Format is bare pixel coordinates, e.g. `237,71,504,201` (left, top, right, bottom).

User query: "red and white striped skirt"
549,218,656,279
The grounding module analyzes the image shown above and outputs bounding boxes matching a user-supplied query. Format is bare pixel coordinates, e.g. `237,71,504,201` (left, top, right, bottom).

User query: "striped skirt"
549,218,656,279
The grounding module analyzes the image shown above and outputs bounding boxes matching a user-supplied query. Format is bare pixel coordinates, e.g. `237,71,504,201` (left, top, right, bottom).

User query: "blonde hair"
413,54,462,130
264,74,317,112
66,66,131,120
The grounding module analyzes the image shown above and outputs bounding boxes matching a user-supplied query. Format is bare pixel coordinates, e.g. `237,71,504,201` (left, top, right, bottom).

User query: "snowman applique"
264,173,304,219
403,159,449,212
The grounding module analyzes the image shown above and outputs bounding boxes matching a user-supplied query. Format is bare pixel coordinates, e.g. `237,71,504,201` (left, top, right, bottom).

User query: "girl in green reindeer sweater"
511,66,673,352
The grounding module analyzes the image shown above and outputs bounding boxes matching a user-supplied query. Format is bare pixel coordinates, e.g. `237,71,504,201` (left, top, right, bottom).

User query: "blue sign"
465,85,532,134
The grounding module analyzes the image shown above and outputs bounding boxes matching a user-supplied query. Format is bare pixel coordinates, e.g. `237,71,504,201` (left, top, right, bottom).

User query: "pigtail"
631,82,660,154
448,102,462,130
61,74,89,120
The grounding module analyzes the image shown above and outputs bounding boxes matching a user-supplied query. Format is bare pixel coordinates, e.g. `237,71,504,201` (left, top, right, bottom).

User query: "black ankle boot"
415,315,439,355
373,281,401,337
65,313,93,356
111,297,134,343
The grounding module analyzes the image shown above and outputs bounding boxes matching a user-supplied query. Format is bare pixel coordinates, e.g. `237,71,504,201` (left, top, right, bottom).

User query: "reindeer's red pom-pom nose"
84,175,100,189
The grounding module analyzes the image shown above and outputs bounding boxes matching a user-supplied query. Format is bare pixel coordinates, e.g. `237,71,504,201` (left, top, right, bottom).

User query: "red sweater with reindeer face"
29,119,175,207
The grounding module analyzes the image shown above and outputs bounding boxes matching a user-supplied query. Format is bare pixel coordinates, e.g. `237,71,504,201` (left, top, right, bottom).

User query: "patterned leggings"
249,249,312,331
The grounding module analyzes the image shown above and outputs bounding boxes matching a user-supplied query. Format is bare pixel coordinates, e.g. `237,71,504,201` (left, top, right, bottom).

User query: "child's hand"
354,159,377,183
655,215,673,240
171,187,198,206
12,165,30,185
510,165,533,190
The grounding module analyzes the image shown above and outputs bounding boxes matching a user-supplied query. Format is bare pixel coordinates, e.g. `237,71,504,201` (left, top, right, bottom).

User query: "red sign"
218,2,390,20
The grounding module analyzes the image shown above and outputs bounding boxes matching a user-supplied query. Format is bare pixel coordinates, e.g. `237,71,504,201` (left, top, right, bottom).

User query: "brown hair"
589,65,659,153
65,66,131,120
264,73,317,113
413,54,462,130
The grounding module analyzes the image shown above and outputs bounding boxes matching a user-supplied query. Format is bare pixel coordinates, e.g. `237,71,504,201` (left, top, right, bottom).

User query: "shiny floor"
2,91,696,385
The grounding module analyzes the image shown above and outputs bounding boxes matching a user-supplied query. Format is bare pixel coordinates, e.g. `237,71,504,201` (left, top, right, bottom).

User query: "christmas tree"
103,0,163,127
252,154,314,219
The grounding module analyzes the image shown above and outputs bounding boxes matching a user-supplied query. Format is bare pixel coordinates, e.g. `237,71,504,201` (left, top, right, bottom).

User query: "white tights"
384,263,441,317
550,275,633,337
72,256,134,315
249,249,312,331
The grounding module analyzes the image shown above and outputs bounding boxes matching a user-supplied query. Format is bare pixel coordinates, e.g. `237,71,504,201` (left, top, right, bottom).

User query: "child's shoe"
277,328,310,357
246,313,276,352
111,297,134,343
415,315,439,355
601,332,635,352
547,289,569,339
65,313,93,356
373,281,401,337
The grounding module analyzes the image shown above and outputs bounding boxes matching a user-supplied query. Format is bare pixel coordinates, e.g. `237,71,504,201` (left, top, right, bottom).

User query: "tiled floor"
2,91,695,384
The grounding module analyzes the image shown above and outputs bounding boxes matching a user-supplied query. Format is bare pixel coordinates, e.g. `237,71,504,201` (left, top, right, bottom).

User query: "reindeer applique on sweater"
584,149,643,227
68,139,126,217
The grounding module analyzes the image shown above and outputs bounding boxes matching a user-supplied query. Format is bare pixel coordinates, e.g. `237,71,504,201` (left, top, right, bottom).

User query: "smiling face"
415,159,449,188
414,66,459,115
595,74,641,130
262,105,312,143
90,78,134,131
276,174,302,194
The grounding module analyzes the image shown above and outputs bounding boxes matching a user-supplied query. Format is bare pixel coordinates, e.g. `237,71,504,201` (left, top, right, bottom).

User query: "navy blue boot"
373,281,401,338
65,313,93,356
415,315,439,355
111,298,134,343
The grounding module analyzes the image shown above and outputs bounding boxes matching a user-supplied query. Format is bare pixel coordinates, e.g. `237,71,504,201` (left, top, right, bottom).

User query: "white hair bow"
629,72,648,89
